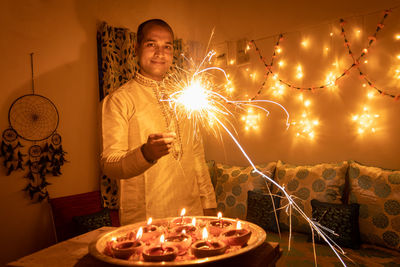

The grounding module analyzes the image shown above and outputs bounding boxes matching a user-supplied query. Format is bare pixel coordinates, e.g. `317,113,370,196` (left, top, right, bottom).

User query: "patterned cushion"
72,208,112,235
214,162,276,219
310,199,361,249
246,190,281,233
273,160,348,234
348,161,400,251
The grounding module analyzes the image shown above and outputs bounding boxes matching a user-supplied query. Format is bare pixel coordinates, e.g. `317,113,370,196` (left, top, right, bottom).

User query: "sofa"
208,160,400,266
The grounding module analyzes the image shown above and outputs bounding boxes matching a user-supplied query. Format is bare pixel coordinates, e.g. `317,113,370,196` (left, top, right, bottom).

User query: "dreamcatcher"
0,53,67,202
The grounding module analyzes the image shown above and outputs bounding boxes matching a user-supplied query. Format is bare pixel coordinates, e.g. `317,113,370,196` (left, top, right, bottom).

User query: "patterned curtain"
97,22,137,101
97,21,184,209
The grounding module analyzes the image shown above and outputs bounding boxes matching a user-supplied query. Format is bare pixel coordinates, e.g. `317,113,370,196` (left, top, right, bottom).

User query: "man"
101,19,217,225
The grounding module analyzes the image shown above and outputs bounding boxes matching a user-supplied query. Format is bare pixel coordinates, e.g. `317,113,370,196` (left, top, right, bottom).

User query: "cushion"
246,190,281,233
348,161,400,251
72,208,112,235
273,160,348,234
214,162,276,219
309,199,361,249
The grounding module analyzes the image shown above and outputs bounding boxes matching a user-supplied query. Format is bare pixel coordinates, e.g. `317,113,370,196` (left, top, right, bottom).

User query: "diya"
191,228,227,258
142,235,178,262
164,232,192,255
111,227,144,260
207,212,233,236
141,218,161,242
221,221,252,247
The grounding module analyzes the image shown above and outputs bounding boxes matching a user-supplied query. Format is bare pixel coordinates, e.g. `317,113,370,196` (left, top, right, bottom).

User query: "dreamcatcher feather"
0,53,67,202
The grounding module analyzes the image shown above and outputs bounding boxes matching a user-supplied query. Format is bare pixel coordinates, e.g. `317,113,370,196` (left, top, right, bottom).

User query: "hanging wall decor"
0,53,67,202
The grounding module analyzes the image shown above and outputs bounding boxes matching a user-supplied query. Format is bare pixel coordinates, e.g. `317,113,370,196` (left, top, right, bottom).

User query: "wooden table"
8,227,282,267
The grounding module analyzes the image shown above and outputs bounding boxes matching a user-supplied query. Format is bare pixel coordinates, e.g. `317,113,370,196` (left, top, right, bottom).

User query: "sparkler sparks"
161,49,349,266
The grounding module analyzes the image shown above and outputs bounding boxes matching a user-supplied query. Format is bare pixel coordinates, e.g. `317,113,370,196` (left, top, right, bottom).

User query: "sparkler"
162,49,350,266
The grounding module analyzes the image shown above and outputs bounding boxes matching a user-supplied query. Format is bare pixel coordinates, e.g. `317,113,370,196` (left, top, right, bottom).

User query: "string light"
271,81,285,97
352,106,379,135
278,60,285,67
229,59,235,65
291,95,319,140
296,65,304,79
395,34,400,40
241,107,260,131
248,8,398,100
325,72,337,89
301,40,309,48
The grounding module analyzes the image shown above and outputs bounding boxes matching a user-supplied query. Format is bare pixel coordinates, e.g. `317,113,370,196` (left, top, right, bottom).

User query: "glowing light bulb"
352,106,379,135
364,60,368,64
330,32,334,36
278,60,285,67
397,55,400,60
229,59,235,65
363,48,368,54
301,40,309,48
242,108,260,132
367,91,375,99
276,47,282,54
304,100,311,107
395,34,400,40
296,65,303,79
326,72,336,88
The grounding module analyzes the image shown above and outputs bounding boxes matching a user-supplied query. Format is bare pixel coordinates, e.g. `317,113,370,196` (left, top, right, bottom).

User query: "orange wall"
0,0,399,265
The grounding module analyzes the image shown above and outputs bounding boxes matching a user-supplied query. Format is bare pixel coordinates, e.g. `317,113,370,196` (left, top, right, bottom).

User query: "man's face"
137,24,174,81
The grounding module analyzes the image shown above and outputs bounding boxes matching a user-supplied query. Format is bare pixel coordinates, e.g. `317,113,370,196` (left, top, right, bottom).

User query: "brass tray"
89,216,266,266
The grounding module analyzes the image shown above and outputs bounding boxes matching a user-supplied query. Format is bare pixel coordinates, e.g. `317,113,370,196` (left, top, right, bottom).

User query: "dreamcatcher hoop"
8,94,59,142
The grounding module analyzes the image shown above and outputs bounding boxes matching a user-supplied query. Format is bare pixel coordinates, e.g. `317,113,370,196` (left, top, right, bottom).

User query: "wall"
0,0,399,265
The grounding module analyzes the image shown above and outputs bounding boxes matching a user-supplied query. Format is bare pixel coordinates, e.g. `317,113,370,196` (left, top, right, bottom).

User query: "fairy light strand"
249,9,399,100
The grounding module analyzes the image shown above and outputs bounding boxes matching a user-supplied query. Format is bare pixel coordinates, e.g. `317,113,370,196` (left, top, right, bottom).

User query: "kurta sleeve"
101,91,153,179
192,136,217,209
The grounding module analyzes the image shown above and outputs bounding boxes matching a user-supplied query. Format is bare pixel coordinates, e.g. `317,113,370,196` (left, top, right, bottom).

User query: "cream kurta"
101,73,216,225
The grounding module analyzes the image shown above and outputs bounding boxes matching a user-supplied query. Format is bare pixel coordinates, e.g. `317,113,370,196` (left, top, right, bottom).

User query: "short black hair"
136,19,174,46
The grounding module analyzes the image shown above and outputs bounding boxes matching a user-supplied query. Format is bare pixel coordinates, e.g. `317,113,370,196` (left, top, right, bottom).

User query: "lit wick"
136,227,143,241
147,217,152,226
191,217,196,226
160,234,166,253
218,212,223,228
180,208,186,224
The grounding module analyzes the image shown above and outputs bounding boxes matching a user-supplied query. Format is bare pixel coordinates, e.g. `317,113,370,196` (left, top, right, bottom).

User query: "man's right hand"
141,132,176,163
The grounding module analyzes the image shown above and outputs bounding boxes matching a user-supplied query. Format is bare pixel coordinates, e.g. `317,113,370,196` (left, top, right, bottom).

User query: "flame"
202,228,208,240
111,236,116,242
147,217,152,225
180,208,186,217
191,217,196,226
217,212,222,220
160,234,165,243
236,220,242,230
136,227,143,240
182,229,187,235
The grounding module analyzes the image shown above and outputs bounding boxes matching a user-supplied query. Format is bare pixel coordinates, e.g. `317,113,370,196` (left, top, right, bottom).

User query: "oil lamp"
111,227,144,260
142,234,178,262
141,217,161,242
191,227,227,258
221,220,252,247
164,229,192,255
208,212,233,236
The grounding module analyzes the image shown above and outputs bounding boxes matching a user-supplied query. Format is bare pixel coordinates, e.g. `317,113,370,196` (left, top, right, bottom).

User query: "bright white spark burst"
161,49,350,267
